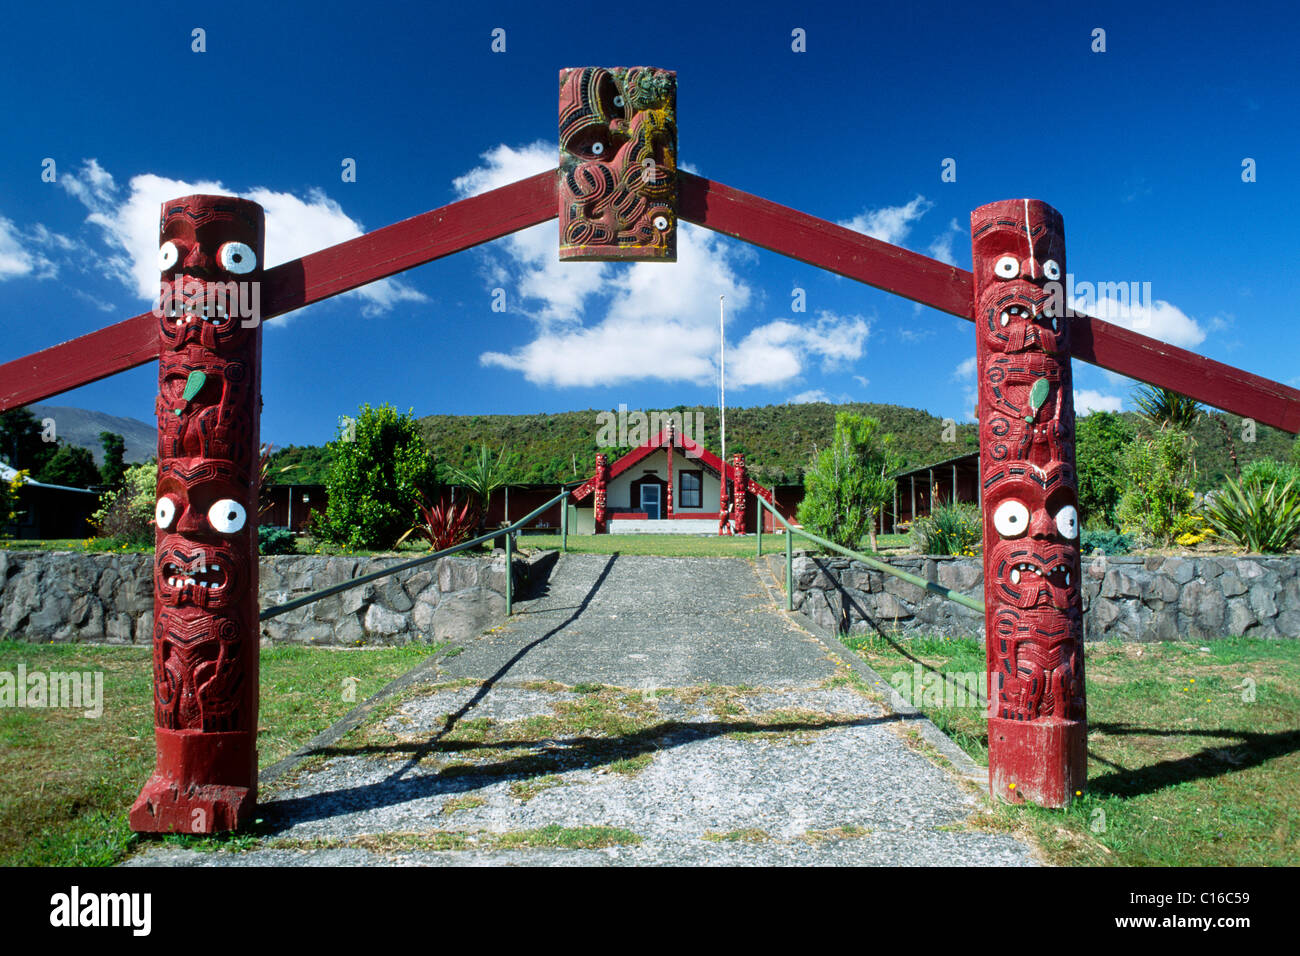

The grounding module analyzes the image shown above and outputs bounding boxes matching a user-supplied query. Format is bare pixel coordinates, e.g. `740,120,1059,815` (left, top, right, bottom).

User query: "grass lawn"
2,531,913,560
0,640,441,866
522,531,910,557
842,632,1300,865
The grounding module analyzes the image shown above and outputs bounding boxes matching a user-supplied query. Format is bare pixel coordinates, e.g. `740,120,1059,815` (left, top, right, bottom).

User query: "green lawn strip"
269,824,642,855
841,632,1300,866
0,641,440,866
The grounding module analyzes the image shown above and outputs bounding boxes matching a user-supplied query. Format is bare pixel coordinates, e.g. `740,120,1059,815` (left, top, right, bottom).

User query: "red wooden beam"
5,168,1298,433
0,172,558,412
679,172,1300,433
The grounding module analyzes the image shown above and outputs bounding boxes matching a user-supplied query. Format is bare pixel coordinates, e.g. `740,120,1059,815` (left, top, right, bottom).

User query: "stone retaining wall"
778,552,1300,642
0,549,555,646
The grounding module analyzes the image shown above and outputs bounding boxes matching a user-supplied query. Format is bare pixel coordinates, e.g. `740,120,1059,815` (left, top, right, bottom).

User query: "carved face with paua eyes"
157,196,264,352
972,200,1068,356
154,460,251,612
559,66,677,261
982,460,1080,612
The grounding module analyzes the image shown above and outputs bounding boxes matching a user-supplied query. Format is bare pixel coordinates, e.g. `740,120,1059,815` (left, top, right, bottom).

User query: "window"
679,470,702,509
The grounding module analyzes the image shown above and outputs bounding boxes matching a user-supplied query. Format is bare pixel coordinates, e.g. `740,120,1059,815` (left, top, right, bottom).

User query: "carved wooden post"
666,422,674,518
130,195,264,833
972,199,1085,808
593,453,609,533
732,453,748,535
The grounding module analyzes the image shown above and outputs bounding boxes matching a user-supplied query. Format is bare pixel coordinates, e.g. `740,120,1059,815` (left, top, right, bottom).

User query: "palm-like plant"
1132,385,1203,430
1203,474,1300,554
446,445,517,531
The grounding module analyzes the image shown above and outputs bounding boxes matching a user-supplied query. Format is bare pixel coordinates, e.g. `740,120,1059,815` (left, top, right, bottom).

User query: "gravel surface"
125,554,1037,867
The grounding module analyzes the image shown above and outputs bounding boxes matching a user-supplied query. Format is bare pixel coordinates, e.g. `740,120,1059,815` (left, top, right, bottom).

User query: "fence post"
785,527,793,611
756,510,763,556
561,493,568,552
130,195,264,834
505,530,514,615
972,198,1085,809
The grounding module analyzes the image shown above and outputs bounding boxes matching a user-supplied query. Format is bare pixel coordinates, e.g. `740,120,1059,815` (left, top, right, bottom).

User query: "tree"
796,412,901,551
0,407,55,475
36,443,100,488
1075,411,1135,529
312,404,438,550
99,431,127,489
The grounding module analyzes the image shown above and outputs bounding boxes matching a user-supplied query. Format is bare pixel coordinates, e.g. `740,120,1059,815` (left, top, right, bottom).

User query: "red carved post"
732,453,748,535
666,423,674,518
130,195,264,833
972,199,1085,808
559,66,677,262
593,453,609,533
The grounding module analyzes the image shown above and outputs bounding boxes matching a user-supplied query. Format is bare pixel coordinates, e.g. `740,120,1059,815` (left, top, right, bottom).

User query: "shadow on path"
260,710,903,831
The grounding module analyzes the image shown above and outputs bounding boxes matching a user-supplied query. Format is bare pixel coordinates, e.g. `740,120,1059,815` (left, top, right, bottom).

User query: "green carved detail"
181,371,206,402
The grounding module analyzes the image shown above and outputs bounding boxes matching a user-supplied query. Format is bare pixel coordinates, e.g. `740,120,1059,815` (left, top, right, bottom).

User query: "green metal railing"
260,487,573,622
753,495,985,615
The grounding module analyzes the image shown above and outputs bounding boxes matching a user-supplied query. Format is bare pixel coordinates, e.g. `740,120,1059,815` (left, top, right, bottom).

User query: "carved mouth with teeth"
1008,561,1071,588
162,560,227,591
993,544,1079,610
999,303,1061,339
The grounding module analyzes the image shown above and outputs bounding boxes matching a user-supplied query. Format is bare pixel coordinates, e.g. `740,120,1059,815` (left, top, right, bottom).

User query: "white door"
641,484,661,519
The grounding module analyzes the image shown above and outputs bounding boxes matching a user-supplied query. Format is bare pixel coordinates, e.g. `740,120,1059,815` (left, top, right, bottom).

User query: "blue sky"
2,0,1297,451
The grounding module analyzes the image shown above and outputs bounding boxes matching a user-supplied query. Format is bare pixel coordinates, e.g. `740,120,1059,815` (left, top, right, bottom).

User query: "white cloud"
853,375,870,388
0,216,69,281
58,159,425,317
728,312,870,388
459,142,860,389
1069,290,1205,348
839,195,933,246
787,389,832,404
952,356,977,380
1074,389,1124,414
926,218,964,266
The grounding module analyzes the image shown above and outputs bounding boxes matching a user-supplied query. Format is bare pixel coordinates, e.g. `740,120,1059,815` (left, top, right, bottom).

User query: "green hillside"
267,401,1298,491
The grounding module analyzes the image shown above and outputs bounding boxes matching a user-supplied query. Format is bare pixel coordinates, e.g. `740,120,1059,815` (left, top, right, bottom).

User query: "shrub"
398,497,477,552
258,526,297,555
1203,474,1300,554
910,500,981,556
312,404,438,551
1080,527,1134,555
1116,428,1198,545
2,468,28,533
797,412,901,551
92,462,157,546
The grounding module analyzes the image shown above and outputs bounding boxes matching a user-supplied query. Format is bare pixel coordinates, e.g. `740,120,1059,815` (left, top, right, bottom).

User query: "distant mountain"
29,405,156,466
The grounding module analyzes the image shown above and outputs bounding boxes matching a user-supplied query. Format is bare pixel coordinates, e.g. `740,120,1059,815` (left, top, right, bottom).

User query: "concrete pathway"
126,553,1038,866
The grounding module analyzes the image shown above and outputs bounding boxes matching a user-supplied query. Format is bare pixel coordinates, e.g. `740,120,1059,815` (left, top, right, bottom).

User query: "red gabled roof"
572,428,773,502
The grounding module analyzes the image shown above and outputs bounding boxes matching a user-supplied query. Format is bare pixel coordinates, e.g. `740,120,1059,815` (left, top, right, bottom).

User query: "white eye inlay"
159,241,180,271
613,95,624,108
1055,504,1079,539
993,500,1030,537
217,242,256,274
994,256,1019,279
208,499,246,534
155,496,177,529
591,142,604,156
1043,259,1061,281
653,215,669,231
